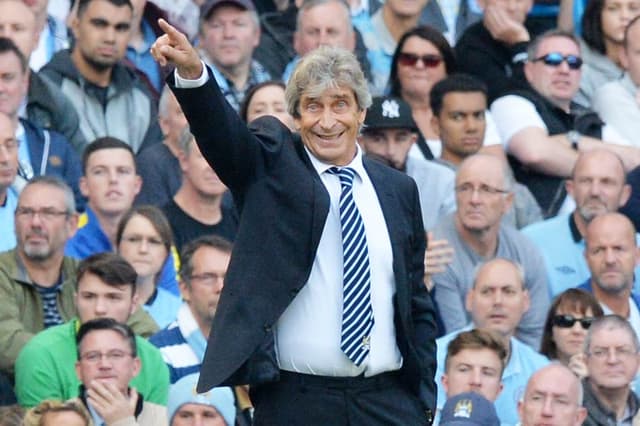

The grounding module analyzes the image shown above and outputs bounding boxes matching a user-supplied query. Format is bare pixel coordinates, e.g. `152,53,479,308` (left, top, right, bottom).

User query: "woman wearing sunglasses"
576,0,640,106
387,26,503,160
539,288,603,377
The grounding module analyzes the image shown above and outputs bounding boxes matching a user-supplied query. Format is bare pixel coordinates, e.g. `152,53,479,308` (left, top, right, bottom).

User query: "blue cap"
440,392,500,426
167,373,236,426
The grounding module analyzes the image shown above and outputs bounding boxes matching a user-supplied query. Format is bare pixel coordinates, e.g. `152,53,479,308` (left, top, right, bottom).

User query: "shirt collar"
569,213,583,243
305,143,367,181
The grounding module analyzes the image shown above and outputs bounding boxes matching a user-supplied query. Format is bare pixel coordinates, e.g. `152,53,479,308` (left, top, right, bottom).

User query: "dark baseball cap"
200,0,255,20
440,392,500,426
363,96,418,132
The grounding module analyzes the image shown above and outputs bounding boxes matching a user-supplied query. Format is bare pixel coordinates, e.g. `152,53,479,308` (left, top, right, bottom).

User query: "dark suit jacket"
169,68,437,413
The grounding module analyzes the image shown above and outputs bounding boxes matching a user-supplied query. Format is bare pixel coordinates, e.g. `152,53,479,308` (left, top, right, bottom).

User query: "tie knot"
329,167,356,188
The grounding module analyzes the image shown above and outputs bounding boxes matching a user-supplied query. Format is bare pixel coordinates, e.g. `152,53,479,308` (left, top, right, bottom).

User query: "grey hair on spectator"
158,85,173,118
471,258,526,289
296,0,352,34
178,125,195,155
584,314,640,354
285,45,371,119
21,175,76,214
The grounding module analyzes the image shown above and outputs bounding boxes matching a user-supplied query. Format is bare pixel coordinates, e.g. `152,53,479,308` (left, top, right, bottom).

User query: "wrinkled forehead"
535,35,581,57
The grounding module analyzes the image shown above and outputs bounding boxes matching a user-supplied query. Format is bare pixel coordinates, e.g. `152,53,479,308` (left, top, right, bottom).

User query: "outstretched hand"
151,18,203,79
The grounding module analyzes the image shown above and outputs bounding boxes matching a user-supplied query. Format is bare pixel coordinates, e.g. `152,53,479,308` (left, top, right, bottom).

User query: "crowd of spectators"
2,0,640,423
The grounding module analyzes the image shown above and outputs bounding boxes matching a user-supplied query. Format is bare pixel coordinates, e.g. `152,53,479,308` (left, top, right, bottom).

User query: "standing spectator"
198,0,270,112
576,0,640,107
40,0,162,154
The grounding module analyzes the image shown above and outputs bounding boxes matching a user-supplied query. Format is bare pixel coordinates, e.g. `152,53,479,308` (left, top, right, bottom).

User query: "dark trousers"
250,371,429,426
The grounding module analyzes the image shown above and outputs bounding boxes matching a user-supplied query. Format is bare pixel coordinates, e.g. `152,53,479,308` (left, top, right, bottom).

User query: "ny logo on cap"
381,100,400,119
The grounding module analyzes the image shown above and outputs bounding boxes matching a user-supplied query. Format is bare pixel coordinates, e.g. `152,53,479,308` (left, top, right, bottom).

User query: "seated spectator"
579,213,640,338
437,328,506,424
67,137,178,300
14,253,170,408
592,15,640,144
455,0,537,102
116,206,181,328
576,0,640,107
0,37,83,208
150,235,231,383
539,288,603,374
582,315,640,424
388,27,504,160
430,74,542,229
439,392,500,426
523,149,638,296
435,258,549,425
167,373,235,426
0,112,19,252
135,86,186,207
73,318,167,425
40,0,162,153
22,400,90,426
491,29,640,218
358,95,456,231
197,0,270,112
239,80,295,130
162,128,237,253
0,176,78,376
517,363,587,425
23,0,69,72
430,154,550,347
0,0,85,151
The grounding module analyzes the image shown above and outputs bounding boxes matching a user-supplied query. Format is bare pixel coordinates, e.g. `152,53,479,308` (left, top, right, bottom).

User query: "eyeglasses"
588,346,638,360
189,272,225,285
397,52,443,68
79,350,133,363
532,52,583,70
15,207,70,221
552,314,594,329
0,138,18,153
454,183,509,197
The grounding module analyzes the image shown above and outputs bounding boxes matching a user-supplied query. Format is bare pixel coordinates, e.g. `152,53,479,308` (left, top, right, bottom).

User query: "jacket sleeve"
0,272,36,375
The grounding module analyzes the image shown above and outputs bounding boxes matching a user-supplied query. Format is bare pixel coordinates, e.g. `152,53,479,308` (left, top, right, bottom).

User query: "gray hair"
178,124,195,156
285,45,371,119
21,175,76,213
296,0,353,34
472,258,526,290
583,314,640,354
527,29,581,61
158,85,173,119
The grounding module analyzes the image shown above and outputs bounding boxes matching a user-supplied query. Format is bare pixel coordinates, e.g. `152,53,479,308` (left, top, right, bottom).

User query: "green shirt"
15,318,169,407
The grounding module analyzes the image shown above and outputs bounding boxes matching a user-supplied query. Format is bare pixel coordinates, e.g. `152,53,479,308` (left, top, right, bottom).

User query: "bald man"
523,150,639,298
579,213,640,338
518,363,587,426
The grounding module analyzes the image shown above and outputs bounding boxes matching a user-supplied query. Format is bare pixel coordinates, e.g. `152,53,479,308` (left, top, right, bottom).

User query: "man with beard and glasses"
39,0,161,154
524,149,640,297
578,213,640,339
358,95,456,231
0,175,78,377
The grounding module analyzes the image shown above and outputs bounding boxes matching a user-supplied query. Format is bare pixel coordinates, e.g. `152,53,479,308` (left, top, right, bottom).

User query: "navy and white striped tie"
329,166,374,366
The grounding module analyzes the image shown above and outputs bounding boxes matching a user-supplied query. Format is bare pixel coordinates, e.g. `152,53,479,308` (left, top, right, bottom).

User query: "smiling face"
524,35,582,110
397,36,447,100
466,259,530,338
294,85,365,166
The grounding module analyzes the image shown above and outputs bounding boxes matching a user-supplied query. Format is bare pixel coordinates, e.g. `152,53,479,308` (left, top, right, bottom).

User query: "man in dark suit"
151,19,436,425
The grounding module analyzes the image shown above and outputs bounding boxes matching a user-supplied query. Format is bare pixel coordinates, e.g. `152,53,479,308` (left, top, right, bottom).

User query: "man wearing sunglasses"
491,29,640,219
579,213,640,339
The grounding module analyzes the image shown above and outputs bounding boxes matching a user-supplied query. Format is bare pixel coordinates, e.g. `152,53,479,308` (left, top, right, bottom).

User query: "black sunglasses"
398,52,443,68
552,314,594,329
533,52,583,70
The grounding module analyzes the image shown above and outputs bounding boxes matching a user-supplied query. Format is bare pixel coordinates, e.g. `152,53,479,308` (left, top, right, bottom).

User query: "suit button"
264,324,271,332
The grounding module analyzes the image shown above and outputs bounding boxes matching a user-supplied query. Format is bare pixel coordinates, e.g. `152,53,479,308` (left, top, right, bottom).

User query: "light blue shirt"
435,325,549,426
0,188,18,252
522,213,640,297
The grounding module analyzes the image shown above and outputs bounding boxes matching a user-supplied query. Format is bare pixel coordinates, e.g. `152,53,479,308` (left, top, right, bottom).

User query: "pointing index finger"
157,18,181,42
